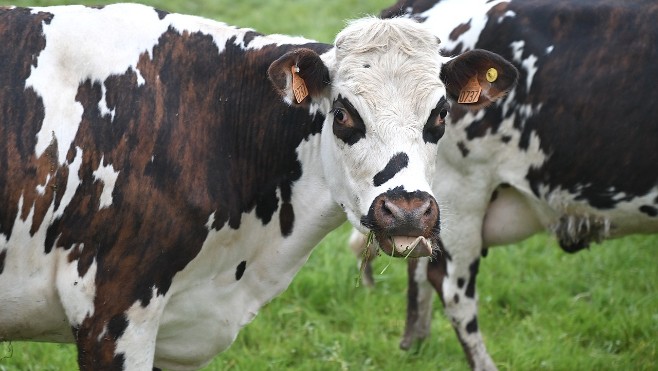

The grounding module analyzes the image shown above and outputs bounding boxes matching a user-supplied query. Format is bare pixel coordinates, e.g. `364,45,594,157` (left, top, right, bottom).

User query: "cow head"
269,17,517,258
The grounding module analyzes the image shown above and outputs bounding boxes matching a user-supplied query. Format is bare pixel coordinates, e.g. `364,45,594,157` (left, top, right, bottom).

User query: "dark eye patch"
423,97,449,144
332,95,366,145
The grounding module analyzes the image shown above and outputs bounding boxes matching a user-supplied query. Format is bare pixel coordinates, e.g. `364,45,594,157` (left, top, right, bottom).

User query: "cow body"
0,5,337,369
0,4,516,370
362,0,658,369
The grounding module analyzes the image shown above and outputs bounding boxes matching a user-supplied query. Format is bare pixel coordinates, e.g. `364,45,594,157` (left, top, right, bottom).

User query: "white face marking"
319,18,446,227
92,156,119,210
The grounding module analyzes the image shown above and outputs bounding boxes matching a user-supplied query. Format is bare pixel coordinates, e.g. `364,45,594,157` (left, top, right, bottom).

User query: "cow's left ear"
268,48,331,107
440,49,518,110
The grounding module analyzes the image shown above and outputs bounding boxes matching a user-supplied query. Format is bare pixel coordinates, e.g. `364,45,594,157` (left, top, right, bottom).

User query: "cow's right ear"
268,48,331,107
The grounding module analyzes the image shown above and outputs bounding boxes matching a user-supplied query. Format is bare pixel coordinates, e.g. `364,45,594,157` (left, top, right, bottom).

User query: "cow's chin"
374,234,433,258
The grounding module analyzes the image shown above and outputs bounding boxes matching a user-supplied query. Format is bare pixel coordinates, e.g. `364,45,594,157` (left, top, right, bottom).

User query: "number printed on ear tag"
458,76,482,104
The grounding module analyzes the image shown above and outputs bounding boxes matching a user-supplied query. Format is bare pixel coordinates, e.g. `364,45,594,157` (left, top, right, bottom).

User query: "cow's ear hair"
440,49,518,110
268,48,331,106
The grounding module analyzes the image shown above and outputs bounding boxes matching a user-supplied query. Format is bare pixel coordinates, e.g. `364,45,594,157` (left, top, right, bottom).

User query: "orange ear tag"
458,76,482,104
291,65,308,103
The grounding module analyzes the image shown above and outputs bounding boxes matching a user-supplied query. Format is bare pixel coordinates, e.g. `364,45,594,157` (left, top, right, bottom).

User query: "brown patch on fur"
487,1,511,21
457,141,470,157
31,27,327,366
449,20,471,42
0,8,53,240
28,135,60,235
2,4,332,365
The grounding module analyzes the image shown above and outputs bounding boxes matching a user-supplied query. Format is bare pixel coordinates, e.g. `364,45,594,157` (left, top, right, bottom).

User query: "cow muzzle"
360,189,440,258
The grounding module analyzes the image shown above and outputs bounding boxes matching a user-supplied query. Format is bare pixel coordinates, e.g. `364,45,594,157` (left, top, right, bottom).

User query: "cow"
348,0,658,369
0,3,517,370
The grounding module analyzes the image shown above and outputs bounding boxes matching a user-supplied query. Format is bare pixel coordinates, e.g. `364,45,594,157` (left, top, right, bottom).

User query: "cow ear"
268,48,331,106
440,49,518,110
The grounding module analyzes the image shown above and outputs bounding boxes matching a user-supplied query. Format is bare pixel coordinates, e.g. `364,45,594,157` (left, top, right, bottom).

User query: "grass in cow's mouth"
355,233,418,282
355,231,376,287
379,236,397,275
380,236,419,274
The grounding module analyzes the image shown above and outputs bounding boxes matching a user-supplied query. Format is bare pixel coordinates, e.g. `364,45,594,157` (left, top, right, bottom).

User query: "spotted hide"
0,4,516,370
349,0,658,370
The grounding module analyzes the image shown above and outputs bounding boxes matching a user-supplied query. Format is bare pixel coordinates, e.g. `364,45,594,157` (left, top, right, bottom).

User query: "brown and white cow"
0,4,516,370
350,0,658,369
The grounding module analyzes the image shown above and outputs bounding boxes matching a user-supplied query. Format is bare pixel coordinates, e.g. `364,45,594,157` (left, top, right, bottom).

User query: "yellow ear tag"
486,67,498,83
458,76,482,104
291,65,308,104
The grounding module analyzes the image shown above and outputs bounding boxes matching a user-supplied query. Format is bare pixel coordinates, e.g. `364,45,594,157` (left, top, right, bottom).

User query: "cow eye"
333,108,349,125
332,100,365,145
423,103,449,144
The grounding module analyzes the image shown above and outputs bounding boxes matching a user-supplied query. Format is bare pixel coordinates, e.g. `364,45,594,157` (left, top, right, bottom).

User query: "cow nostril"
366,191,439,237
381,200,393,216
423,200,436,217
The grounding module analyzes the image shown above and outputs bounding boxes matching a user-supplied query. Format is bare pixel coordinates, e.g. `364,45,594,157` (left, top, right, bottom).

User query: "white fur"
92,156,119,210
55,245,97,327
0,147,83,342
0,194,71,342
115,289,168,371
420,0,511,53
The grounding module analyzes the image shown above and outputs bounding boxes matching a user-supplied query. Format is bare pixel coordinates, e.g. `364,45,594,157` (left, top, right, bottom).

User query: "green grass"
3,225,656,370
11,0,390,43
1,1,657,370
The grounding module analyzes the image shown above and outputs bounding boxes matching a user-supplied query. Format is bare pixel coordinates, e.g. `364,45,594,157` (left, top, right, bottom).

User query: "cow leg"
399,257,435,349
400,243,496,370
441,251,496,371
72,293,167,371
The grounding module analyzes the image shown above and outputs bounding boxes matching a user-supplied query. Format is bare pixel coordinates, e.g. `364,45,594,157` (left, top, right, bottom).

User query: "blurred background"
0,1,655,370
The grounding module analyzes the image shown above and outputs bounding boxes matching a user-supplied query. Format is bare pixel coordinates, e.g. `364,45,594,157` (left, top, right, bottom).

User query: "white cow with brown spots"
0,4,516,370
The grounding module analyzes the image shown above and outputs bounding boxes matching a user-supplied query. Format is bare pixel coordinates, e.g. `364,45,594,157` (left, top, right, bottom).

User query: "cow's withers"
0,4,515,370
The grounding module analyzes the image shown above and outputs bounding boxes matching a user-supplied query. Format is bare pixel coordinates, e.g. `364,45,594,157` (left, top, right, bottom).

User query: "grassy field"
1,0,657,370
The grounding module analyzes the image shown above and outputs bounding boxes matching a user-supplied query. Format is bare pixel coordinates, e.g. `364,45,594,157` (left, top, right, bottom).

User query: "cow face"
269,18,517,258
